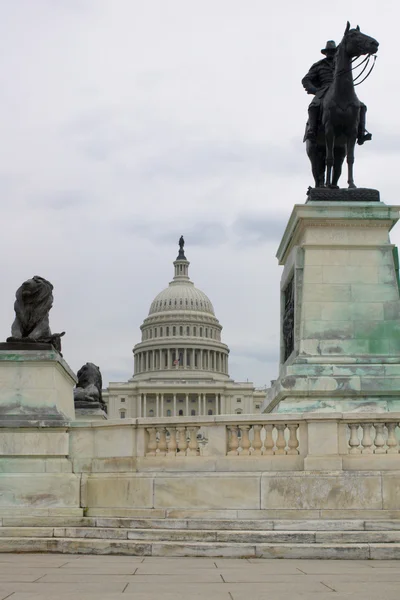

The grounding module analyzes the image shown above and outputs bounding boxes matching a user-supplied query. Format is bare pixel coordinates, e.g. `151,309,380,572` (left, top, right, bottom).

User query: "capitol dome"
132,239,230,381
149,282,215,316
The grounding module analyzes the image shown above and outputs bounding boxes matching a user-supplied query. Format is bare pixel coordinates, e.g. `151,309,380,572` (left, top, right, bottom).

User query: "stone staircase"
0,516,399,558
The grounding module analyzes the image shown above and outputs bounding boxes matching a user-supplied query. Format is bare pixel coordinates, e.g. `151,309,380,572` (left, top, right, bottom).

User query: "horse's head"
342,22,379,57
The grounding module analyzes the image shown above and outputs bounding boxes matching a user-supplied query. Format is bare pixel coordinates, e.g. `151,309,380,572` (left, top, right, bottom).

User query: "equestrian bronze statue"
303,23,378,188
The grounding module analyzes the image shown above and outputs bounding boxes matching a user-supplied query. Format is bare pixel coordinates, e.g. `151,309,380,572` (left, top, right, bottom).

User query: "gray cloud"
232,213,287,245
364,132,400,156
33,190,91,210
117,217,228,247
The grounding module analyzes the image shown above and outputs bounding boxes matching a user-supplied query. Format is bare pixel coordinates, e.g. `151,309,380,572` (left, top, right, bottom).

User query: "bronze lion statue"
7,276,65,352
74,363,106,411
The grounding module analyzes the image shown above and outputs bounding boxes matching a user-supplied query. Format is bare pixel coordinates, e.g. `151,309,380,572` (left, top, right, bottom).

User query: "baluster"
146,427,157,457
158,427,167,456
275,423,286,455
187,426,199,456
176,426,187,455
263,424,274,455
374,423,386,454
239,425,251,456
386,422,399,454
361,423,374,454
348,424,361,454
287,423,300,455
167,426,177,456
227,425,239,456
252,425,262,455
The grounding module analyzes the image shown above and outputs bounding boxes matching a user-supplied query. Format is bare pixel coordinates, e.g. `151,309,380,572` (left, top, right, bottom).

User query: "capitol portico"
104,240,265,418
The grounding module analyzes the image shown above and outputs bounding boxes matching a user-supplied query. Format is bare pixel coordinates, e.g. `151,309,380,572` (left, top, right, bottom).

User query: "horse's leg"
332,145,346,188
325,129,334,187
306,140,320,187
347,135,357,188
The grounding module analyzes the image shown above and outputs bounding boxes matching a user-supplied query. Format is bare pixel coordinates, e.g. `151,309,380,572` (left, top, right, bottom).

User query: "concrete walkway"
0,554,397,598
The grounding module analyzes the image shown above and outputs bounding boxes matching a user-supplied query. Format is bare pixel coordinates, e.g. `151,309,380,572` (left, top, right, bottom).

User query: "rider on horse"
302,40,372,146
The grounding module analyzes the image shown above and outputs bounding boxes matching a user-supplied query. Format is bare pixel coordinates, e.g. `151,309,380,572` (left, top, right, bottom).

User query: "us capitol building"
104,239,266,418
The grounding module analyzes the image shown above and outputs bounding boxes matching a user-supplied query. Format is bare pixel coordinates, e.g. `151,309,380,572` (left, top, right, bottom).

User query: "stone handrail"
346,418,400,455
68,412,400,472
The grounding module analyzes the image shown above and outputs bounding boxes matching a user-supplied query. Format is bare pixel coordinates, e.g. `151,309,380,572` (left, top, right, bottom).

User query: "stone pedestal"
75,402,108,421
263,199,400,413
0,344,76,425
0,344,81,514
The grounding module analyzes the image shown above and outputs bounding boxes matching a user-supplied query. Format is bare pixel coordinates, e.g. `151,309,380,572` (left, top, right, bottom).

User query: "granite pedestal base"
0,344,76,425
75,401,108,421
266,358,400,413
263,199,400,414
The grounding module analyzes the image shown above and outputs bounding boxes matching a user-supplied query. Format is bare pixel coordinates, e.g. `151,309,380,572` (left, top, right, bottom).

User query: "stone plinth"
0,344,76,425
75,402,108,421
264,199,400,413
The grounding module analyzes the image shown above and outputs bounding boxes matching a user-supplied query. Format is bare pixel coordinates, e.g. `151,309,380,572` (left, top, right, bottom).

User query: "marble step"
2,517,400,531
0,536,397,559
1,526,400,544
50,528,400,543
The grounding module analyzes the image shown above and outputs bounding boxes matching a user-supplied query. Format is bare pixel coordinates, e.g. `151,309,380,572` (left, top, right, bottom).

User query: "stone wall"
66,413,400,518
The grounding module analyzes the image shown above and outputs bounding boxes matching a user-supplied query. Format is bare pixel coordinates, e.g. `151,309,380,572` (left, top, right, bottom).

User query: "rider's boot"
357,104,372,145
305,105,319,141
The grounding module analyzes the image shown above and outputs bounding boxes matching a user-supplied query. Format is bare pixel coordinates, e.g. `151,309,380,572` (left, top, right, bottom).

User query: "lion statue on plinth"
7,275,65,352
74,362,106,412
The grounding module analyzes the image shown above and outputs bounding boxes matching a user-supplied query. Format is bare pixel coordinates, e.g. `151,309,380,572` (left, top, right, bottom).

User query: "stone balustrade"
146,425,201,456
140,418,302,457
68,413,400,473
226,423,300,456
347,419,400,454
60,413,400,517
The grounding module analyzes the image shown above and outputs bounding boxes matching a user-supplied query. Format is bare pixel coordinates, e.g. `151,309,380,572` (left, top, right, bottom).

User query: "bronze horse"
306,23,379,188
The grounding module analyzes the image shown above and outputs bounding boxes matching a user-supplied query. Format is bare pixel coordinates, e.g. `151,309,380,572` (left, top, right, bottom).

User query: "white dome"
149,283,215,316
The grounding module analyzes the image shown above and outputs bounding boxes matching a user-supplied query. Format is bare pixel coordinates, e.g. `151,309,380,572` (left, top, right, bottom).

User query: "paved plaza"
0,555,396,599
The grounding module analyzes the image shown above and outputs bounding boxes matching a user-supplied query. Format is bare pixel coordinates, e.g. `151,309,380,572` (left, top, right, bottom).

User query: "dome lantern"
173,235,190,282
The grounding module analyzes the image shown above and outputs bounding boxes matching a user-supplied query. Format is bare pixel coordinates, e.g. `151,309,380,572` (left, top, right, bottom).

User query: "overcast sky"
0,0,398,388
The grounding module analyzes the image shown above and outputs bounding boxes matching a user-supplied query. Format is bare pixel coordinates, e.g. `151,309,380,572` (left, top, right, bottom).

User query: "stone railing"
141,417,302,458
69,413,400,472
145,425,201,456
226,423,300,456
346,418,400,454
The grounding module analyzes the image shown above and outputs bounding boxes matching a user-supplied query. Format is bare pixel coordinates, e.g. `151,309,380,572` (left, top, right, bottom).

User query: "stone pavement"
0,555,397,599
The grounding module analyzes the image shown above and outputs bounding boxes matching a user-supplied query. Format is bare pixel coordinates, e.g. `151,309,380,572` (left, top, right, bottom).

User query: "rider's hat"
321,40,337,55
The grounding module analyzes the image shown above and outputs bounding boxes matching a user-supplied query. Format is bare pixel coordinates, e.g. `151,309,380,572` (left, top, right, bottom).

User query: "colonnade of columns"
135,348,228,375
138,393,224,418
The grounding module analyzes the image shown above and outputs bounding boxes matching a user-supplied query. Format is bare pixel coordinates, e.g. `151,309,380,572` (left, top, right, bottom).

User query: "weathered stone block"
351,302,385,321
86,474,153,508
382,474,400,510
0,430,68,456
93,425,135,458
303,266,323,283
351,283,399,303
154,475,260,509
0,473,80,507
304,248,349,267
261,473,382,510
323,265,379,284
302,320,354,340
0,350,76,423
302,284,352,303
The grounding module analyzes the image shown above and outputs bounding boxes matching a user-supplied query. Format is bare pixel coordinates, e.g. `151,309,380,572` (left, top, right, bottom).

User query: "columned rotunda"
105,241,265,418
